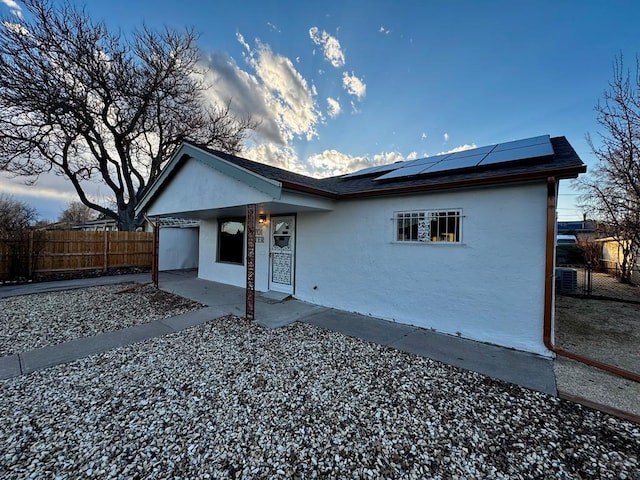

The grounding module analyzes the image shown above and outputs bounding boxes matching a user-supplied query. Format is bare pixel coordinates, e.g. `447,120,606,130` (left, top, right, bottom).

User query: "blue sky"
1,0,639,221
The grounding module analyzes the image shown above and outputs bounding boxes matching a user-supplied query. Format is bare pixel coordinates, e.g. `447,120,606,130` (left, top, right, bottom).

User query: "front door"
269,215,295,294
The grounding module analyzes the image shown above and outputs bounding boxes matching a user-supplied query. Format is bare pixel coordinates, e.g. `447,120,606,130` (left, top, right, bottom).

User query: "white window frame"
394,209,462,244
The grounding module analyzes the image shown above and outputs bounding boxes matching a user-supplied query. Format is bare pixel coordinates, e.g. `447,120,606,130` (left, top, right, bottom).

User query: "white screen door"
269,215,295,294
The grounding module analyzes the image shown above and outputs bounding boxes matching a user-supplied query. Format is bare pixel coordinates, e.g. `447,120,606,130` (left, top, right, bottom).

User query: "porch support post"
152,217,160,288
245,204,256,320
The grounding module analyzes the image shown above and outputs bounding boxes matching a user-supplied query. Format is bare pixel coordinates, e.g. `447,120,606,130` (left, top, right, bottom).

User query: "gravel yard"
1,314,638,479
0,284,203,356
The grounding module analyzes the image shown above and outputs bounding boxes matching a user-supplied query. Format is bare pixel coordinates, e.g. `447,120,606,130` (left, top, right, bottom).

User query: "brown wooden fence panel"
0,230,153,281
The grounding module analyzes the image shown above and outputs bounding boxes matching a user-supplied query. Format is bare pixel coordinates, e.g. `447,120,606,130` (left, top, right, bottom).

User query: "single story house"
137,135,585,356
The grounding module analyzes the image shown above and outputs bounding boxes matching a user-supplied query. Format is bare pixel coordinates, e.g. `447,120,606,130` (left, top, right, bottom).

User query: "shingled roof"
201,136,585,199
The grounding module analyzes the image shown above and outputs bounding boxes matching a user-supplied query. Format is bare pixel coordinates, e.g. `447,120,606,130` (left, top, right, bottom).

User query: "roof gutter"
543,176,640,383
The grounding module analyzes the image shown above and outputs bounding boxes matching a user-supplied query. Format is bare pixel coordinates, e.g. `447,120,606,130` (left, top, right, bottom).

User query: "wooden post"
27,230,34,280
246,204,256,320
103,230,108,272
152,217,160,288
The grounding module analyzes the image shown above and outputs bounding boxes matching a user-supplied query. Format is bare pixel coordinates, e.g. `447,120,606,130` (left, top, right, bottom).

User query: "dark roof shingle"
195,136,585,199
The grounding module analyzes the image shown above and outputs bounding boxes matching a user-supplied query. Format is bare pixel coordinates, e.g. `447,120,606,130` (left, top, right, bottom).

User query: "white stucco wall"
192,181,549,356
147,158,274,217
159,228,199,271
292,182,550,356
197,219,270,291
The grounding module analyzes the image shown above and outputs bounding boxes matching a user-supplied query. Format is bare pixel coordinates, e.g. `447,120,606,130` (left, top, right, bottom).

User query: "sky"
1,0,639,221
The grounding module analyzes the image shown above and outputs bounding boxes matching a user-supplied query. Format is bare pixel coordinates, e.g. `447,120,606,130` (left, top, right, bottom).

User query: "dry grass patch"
555,295,640,372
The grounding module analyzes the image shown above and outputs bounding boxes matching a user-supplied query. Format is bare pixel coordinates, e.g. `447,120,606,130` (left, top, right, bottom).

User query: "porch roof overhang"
137,144,334,220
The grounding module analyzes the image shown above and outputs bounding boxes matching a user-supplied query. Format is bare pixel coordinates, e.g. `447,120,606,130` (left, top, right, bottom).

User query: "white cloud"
326,97,341,118
0,177,78,203
342,72,366,101
421,132,427,140
201,35,321,144
372,151,404,166
407,151,418,160
267,22,280,33
308,27,345,68
2,20,28,35
443,132,449,142
200,51,284,144
243,144,415,179
243,143,309,175
379,26,390,34
0,0,22,19
436,144,477,155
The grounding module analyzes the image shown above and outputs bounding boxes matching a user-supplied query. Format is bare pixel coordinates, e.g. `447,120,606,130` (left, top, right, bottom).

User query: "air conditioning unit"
555,267,577,292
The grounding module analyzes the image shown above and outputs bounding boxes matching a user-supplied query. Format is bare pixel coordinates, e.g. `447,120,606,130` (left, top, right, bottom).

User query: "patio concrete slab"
159,271,245,309
0,354,21,379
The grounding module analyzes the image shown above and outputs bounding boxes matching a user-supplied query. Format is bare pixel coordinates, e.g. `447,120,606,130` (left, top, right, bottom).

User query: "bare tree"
0,194,38,233
0,0,254,230
577,54,640,283
58,201,96,225
0,194,40,279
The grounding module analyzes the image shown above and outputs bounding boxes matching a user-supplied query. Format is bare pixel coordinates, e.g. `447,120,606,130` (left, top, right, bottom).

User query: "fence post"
103,230,108,272
27,230,34,280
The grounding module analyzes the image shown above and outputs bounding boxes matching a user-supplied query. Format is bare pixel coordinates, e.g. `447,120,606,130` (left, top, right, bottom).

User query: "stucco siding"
293,182,549,355
197,219,270,291
159,228,199,271
147,158,274,216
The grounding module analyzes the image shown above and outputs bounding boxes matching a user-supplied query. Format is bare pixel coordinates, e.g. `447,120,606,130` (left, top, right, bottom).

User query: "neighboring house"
137,135,585,356
557,219,595,242
72,218,119,231
594,237,640,282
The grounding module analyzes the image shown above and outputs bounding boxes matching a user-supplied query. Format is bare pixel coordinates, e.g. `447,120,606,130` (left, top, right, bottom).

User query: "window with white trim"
395,210,462,243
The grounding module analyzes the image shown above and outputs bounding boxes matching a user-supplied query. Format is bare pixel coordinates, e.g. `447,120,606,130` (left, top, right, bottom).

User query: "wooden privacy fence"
0,230,153,281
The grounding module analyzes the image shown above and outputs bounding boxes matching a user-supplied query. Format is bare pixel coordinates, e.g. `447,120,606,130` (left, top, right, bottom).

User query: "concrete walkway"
0,270,557,395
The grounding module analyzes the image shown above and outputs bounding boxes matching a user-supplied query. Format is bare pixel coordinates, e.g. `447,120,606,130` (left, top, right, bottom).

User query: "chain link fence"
556,262,640,302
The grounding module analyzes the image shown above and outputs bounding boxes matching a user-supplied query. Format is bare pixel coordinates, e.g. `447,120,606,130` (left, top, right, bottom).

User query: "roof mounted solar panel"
492,134,550,152
374,161,438,180
478,141,553,167
442,145,495,160
342,162,403,178
369,134,554,182
420,153,488,175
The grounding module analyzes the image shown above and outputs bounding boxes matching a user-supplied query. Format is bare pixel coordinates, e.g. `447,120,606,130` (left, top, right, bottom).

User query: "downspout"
544,177,640,383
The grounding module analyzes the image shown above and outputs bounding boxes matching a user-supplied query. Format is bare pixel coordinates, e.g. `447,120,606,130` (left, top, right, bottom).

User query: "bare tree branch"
576,54,640,282
0,0,256,230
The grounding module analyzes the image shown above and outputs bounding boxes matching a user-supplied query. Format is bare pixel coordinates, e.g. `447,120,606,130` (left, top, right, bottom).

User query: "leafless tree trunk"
577,54,640,283
0,0,255,230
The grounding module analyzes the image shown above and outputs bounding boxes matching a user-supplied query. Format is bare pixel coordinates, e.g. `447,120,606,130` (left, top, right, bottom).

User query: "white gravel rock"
0,315,638,479
0,284,203,356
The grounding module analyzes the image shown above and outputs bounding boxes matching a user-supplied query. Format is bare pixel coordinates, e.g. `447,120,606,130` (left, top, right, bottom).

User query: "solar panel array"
343,135,554,182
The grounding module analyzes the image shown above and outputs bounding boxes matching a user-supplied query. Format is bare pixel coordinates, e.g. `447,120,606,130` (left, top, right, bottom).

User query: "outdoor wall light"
258,214,267,224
